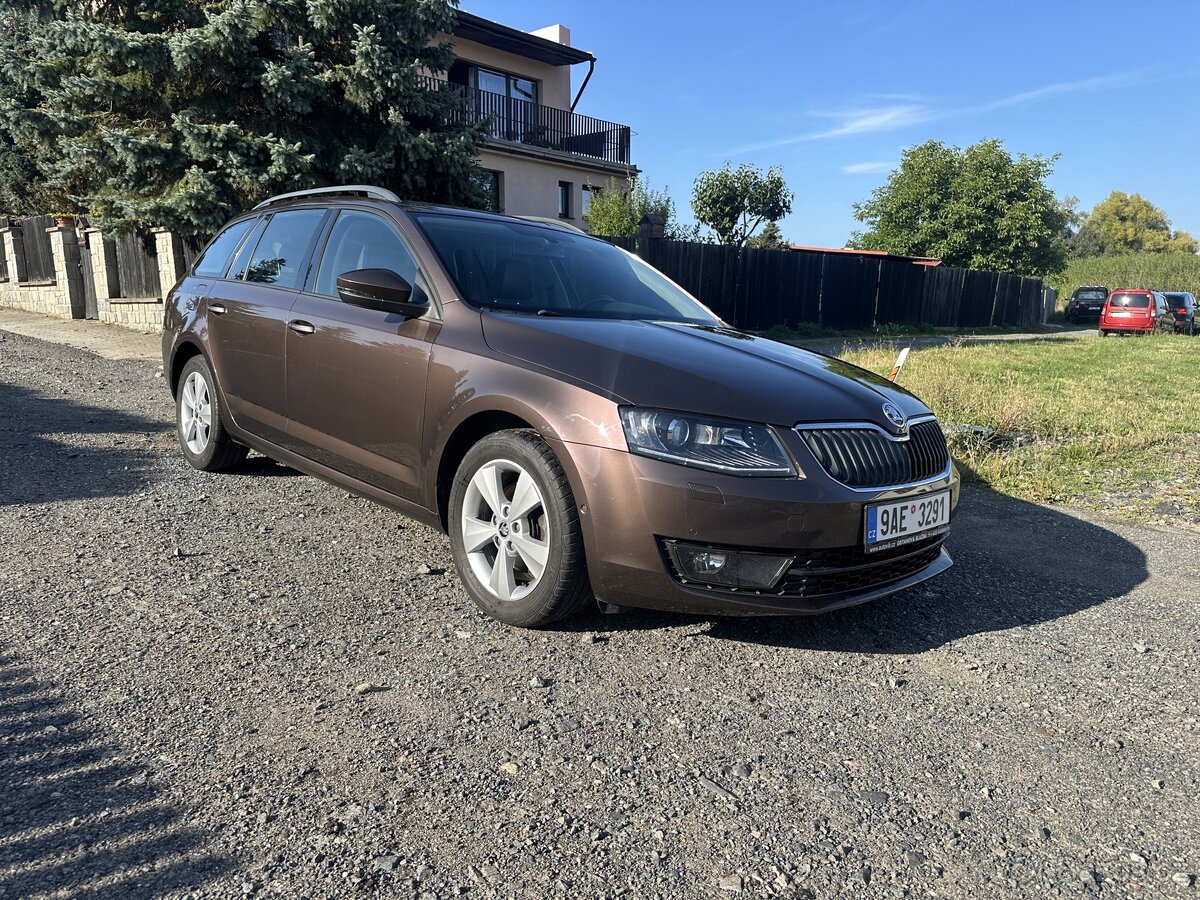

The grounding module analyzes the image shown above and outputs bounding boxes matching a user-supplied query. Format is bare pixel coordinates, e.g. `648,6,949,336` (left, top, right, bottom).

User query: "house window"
475,169,503,213
558,182,572,218
447,61,541,144
474,67,537,106
582,185,600,219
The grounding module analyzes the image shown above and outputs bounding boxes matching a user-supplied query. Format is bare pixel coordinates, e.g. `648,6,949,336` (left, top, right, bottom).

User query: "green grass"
837,333,1200,523
760,321,1063,343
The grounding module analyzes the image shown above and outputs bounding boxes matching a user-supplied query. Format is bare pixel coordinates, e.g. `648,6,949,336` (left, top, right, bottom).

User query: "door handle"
209,302,227,315
288,320,316,335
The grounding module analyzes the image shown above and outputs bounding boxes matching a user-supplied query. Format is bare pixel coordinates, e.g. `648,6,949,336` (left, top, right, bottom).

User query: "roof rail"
515,215,588,234
253,185,400,210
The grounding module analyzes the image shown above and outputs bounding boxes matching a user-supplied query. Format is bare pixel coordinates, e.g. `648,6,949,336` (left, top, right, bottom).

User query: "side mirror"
336,268,429,318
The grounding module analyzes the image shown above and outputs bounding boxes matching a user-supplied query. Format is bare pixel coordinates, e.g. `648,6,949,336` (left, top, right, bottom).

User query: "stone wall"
0,219,174,333
0,226,78,320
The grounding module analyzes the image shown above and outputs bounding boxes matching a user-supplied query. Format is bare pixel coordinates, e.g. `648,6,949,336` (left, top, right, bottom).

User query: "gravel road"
1,322,1197,900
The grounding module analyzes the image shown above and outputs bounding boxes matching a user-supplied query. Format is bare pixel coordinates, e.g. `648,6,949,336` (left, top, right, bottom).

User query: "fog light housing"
665,541,793,591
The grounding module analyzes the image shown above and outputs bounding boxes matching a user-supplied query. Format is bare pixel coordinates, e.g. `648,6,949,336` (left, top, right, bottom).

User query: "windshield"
1109,292,1150,308
413,214,720,325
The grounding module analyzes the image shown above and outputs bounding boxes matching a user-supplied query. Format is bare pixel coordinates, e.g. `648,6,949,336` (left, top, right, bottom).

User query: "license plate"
1112,311,1130,318
864,490,951,553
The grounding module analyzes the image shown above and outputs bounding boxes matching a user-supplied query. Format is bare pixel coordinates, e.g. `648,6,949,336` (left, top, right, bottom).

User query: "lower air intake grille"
798,419,949,488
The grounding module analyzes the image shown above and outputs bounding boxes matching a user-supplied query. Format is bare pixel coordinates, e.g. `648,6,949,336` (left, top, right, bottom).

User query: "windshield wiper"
536,309,563,317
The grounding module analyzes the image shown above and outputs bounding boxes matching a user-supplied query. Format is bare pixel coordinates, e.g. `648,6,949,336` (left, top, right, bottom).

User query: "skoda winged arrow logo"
881,402,908,434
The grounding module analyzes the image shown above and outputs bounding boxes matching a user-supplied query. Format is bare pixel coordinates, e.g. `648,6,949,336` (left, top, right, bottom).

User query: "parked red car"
1098,289,1171,336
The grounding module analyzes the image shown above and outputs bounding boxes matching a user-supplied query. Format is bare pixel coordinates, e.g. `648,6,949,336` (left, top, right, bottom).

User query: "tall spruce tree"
6,0,485,233
0,1,61,214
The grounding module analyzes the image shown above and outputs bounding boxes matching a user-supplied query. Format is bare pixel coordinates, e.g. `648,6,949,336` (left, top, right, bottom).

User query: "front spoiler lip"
625,547,953,617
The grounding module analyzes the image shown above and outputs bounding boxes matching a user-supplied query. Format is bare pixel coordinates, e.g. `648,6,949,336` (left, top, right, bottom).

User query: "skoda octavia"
163,186,959,626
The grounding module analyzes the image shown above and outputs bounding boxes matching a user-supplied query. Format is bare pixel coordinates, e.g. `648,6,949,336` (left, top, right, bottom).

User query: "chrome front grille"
797,419,949,488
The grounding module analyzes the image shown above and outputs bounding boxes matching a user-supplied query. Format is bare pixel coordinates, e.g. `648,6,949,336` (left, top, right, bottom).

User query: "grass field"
837,333,1199,526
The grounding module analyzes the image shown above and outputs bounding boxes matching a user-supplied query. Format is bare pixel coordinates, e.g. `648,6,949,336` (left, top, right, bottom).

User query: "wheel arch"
434,410,538,531
169,339,205,398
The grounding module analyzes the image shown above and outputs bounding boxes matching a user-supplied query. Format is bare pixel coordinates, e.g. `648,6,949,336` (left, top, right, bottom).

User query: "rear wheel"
176,355,248,472
448,430,592,627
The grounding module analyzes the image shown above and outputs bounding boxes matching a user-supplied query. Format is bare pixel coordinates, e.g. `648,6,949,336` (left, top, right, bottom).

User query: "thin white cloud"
842,161,895,174
962,68,1185,116
809,104,932,139
720,65,1195,157
725,104,931,155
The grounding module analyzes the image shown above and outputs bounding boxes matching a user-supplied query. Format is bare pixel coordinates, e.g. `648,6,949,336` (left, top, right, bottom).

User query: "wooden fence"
112,231,160,298
181,235,207,271
20,214,57,283
607,237,1046,331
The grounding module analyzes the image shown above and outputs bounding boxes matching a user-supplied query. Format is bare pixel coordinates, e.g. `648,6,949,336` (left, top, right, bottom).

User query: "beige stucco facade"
433,30,572,110
435,14,634,227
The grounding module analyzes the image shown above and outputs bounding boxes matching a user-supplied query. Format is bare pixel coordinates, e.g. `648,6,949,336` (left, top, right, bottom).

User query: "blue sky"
465,0,1200,248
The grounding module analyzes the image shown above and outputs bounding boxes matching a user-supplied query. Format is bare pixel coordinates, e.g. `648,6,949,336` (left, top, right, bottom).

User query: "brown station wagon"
163,185,959,626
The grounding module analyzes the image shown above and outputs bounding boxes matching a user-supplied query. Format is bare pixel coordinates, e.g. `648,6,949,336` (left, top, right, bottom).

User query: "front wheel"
448,430,592,627
176,355,248,472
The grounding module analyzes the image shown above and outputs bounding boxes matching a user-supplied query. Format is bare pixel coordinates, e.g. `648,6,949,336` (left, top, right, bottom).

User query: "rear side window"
192,219,254,277
1109,292,1150,308
241,209,326,289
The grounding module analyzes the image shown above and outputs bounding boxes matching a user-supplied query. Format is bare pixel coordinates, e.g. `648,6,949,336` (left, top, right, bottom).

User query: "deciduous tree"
850,139,1067,276
584,177,697,240
1083,191,1197,255
691,162,792,246
745,220,787,250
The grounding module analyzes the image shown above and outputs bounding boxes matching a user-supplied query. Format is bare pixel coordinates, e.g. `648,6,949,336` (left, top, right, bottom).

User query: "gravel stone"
0,324,1198,900
718,874,743,892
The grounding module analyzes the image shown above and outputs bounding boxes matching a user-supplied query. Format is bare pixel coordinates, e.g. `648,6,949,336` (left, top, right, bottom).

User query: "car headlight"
619,407,798,477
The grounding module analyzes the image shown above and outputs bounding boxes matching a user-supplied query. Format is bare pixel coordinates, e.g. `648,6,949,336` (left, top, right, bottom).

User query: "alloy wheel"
180,371,213,455
460,459,550,602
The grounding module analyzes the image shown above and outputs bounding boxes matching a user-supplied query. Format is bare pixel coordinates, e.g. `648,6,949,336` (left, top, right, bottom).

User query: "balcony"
422,75,632,167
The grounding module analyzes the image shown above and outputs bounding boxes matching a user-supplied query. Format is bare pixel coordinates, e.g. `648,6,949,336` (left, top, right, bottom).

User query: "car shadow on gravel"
0,382,166,506
236,454,302,477
569,485,1149,654
0,645,232,897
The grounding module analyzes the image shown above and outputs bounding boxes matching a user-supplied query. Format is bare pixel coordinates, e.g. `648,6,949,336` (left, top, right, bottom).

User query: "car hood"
481,314,932,428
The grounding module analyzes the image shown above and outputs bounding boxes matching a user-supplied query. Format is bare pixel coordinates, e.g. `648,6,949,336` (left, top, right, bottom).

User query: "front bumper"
555,435,959,616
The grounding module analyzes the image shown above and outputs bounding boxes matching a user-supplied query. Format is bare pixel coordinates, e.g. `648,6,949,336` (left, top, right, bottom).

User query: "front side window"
192,218,254,277
314,210,421,299
241,209,326,288
413,213,719,324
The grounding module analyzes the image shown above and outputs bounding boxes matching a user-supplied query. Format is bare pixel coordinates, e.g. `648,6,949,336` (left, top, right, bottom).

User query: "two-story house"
432,11,635,226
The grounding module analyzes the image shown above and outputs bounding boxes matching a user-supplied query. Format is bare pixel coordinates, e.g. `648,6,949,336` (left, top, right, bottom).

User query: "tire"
176,355,248,473
448,429,592,627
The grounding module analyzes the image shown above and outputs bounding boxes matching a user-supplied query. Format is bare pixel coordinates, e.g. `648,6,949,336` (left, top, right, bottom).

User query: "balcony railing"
422,75,631,167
